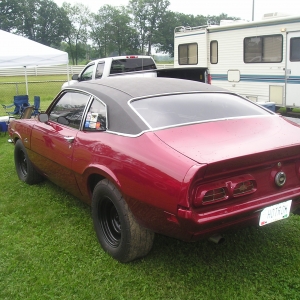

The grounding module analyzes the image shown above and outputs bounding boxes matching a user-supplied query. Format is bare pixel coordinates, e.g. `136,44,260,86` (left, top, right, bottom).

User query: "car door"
31,91,91,196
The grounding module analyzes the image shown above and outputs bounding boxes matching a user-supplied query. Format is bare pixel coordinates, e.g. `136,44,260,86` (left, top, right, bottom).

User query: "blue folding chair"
2,95,30,117
33,96,40,116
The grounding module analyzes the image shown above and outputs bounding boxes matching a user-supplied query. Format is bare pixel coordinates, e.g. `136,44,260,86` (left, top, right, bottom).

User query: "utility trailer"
174,13,300,109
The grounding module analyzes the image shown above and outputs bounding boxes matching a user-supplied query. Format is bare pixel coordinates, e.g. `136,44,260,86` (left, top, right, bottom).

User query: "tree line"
0,0,238,64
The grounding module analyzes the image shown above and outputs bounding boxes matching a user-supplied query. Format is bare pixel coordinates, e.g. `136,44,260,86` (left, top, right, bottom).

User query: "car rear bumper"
177,189,300,241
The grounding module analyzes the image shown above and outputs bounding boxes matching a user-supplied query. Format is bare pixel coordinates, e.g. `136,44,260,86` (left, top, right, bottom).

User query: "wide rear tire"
14,139,43,185
92,179,154,262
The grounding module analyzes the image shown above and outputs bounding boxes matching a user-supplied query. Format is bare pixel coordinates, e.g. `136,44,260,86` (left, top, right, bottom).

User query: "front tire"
14,139,43,185
92,179,154,262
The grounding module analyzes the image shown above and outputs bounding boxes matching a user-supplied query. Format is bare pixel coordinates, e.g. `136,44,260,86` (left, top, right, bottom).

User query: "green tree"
154,12,239,56
129,0,170,55
62,2,90,64
90,5,139,57
0,0,70,47
0,0,19,31
34,0,70,47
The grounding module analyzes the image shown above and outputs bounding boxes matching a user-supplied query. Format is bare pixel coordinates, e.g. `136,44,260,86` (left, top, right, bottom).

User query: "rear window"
110,58,156,74
130,93,271,129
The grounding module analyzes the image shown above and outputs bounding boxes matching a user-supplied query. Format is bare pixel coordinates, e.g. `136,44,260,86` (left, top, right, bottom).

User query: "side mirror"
72,74,79,80
38,113,49,123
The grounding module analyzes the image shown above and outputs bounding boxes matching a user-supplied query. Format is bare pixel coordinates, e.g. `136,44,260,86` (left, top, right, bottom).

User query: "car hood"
153,116,300,165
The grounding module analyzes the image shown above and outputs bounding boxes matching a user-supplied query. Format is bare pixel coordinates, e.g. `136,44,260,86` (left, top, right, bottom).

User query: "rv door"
286,31,300,107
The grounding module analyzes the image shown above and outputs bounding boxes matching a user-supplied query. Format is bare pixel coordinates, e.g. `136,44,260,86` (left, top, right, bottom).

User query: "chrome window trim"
60,88,276,137
128,91,275,130
106,114,279,138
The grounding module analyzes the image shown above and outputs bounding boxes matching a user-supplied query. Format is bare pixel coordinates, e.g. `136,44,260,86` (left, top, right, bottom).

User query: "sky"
53,0,299,21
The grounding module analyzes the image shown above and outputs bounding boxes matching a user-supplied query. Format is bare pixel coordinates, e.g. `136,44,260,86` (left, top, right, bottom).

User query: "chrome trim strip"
106,114,278,138
62,88,277,137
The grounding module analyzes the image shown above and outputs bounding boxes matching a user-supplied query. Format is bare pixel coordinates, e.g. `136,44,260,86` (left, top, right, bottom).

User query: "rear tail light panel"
194,174,256,207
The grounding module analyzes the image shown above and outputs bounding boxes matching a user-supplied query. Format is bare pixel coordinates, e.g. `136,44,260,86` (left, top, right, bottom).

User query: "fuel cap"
275,171,286,187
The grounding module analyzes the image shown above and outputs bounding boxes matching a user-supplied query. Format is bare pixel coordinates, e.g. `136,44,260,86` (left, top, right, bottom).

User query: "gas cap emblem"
275,171,286,187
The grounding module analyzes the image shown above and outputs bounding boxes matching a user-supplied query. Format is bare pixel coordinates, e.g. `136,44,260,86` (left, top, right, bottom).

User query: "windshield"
130,93,272,129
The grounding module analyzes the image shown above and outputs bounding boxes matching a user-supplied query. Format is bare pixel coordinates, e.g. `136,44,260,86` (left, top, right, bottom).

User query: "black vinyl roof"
65,77,226,135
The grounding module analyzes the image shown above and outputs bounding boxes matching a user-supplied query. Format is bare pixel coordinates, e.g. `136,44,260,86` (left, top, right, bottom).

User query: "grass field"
1,134,300,299
0,75,66,112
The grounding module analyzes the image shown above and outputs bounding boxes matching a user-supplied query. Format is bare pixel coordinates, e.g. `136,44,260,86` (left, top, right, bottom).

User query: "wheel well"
13,137,19,143
88,174,106,195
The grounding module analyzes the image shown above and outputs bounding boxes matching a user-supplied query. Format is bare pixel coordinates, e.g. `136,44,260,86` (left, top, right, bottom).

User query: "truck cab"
63,55,157,88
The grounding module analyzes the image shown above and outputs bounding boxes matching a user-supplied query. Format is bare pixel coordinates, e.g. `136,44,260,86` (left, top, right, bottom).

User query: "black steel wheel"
99,196,122,248
14,139,43,184
92,179,154,262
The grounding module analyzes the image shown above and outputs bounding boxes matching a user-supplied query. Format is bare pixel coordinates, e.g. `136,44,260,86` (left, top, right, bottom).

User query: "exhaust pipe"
208,233,225,244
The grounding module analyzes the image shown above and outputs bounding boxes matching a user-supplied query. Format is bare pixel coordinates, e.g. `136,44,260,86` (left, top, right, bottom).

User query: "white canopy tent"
0,30,69,95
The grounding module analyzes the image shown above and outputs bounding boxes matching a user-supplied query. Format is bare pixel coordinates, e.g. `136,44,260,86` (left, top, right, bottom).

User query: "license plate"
259,200,292,226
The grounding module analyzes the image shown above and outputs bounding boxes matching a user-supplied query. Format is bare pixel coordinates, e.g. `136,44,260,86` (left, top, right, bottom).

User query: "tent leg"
24,66,29,95
67,63,70,85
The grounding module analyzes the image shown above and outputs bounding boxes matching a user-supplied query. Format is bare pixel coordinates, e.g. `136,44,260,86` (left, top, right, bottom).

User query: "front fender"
8,119,35,148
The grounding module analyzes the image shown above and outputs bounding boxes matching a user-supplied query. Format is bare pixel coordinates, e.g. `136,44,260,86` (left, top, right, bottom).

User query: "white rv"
174,14,300,109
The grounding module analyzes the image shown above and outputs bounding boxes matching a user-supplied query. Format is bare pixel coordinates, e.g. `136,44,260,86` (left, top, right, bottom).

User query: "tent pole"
67,62,70,84
24,66,29,95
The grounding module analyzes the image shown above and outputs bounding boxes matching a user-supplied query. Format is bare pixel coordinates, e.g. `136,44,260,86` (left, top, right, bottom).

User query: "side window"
178,43,198,65
290,37,300,62
49,92,90,129
210,40,218,64
244,34,283,63
110,60,125,74
80,64,94,81
95,62,105,78
84,98,107,131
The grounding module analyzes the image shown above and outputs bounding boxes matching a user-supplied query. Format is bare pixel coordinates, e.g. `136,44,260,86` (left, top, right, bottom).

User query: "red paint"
9,114,300,241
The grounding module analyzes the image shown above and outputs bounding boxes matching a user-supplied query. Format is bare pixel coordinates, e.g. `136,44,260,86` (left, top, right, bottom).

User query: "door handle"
63,136,75,143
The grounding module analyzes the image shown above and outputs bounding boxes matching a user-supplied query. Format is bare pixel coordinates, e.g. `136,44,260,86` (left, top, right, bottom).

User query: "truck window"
178,43,198,65
95,62,105,79
244,34,283,63
110,58,156,74
80,64,94,81
290,37,300,62
210,41,218,64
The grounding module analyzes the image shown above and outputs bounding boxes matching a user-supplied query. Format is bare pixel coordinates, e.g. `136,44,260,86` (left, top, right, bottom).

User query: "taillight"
203,188,227,204
195,186,228,206
193,175,256,207
232,180,256,197
126,55,138,58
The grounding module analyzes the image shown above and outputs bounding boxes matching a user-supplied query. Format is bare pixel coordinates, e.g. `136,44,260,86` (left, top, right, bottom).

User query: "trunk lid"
154,116,300,176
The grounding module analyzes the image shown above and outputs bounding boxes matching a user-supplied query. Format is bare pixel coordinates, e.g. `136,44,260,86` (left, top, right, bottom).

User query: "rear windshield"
130,93,271,129
110,58,156,74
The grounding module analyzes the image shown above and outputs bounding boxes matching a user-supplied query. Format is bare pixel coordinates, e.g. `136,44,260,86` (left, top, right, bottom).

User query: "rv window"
178,43,198,65
210,41,218,64
244,34,283,63
290,37,300,62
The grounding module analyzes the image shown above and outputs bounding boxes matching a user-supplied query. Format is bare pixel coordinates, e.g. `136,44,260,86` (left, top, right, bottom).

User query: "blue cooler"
0,121,8,134
0,116,15,135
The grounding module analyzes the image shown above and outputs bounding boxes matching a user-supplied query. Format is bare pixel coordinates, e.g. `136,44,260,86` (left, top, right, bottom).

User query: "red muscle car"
8,77,300,262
